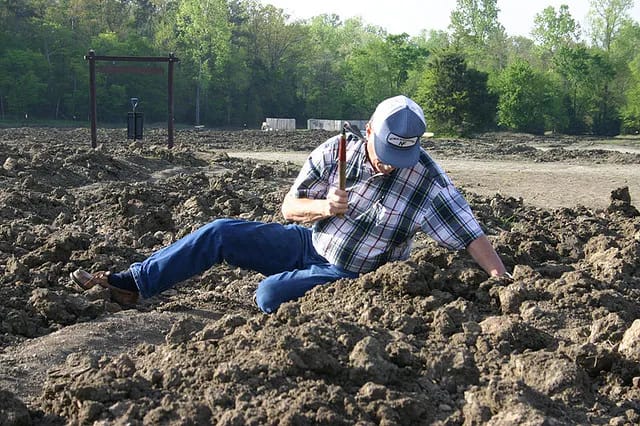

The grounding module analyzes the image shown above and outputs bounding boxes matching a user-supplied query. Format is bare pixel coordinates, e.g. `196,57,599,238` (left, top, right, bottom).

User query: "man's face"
366,124,396,175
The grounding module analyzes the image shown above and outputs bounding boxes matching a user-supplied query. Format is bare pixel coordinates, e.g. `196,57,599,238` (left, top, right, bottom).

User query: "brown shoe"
70,269,139,305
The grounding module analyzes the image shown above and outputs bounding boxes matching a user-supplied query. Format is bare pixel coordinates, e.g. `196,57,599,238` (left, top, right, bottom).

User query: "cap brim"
373,133,420,168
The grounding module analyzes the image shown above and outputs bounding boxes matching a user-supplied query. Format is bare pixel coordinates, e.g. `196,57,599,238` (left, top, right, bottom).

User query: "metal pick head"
343,121,363,139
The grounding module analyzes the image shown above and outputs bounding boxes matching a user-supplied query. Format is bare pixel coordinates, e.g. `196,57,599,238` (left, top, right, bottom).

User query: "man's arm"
281,187,348,223
466,235,507,277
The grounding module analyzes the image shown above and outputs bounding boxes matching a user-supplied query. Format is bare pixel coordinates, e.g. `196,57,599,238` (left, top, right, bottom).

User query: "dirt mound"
0,128,639,425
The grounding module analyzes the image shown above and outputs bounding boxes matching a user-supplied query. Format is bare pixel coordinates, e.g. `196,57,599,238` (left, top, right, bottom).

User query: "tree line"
1,0,639,136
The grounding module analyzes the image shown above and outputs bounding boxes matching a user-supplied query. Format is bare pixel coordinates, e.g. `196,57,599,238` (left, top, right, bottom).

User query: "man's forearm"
281,195,331,223
466,235,507,277
281,188,348,223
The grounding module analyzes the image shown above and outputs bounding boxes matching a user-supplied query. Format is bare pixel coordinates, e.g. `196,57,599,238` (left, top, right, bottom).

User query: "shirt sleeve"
420,184,484,250
288,137,338,199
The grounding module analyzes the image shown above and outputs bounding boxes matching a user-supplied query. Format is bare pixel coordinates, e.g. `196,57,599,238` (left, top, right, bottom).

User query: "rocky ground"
0,127,639,425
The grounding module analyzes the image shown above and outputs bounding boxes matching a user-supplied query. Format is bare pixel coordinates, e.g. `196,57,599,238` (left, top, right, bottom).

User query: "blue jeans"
130,219,358,313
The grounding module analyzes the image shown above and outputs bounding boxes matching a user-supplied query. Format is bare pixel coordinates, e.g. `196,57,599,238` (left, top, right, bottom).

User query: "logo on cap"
387,133,419,148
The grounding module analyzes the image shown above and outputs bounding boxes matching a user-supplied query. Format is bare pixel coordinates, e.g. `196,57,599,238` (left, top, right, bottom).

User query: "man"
71,95,507,313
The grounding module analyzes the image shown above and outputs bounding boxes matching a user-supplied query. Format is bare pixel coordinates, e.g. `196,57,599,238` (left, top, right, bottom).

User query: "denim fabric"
130,218,358,313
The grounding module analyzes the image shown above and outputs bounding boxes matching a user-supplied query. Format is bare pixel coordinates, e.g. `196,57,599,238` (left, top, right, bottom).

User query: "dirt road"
226,151,640,209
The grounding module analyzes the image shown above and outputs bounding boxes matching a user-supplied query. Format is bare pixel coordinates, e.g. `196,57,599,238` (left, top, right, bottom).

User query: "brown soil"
0,128,639,425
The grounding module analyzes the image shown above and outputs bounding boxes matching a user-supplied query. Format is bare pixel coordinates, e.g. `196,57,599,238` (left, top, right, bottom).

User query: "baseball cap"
370,95,426,168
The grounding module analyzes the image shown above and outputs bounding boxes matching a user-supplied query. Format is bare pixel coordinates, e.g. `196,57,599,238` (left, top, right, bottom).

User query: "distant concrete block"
265,118,295,131
307,119,367,132
307,119,342,131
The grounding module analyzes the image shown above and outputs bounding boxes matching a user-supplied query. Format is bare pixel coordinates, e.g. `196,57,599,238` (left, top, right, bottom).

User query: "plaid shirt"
289,133,484,274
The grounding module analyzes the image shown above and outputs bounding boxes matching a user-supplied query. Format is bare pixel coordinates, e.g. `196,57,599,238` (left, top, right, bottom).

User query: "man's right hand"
325,187,349,217
281,188,348,223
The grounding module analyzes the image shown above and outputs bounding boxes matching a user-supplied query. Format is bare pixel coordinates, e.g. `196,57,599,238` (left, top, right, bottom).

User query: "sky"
259,0,640,38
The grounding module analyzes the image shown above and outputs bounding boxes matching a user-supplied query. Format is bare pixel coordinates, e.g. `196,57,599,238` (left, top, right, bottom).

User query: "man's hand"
325,187,348,217
466,235,507,277
281,187,349,223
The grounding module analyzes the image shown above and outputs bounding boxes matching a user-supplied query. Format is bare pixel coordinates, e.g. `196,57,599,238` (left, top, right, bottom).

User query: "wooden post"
168,53,176,149
87,50,97,148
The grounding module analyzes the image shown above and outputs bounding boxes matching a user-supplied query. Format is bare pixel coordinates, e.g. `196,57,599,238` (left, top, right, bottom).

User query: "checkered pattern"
290,134,484,274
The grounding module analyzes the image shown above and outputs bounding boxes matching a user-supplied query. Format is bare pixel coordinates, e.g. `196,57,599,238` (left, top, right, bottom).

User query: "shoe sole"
70,269,139,305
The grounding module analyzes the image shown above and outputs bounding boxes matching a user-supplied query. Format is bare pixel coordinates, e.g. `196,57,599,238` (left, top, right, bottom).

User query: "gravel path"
225,151,640,209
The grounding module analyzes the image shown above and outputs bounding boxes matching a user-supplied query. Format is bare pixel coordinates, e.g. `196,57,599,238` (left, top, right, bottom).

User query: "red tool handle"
338,126,346,190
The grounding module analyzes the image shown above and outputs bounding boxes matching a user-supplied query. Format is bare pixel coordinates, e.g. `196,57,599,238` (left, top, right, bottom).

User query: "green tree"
615,22,640,134
31,7,88,120
403,30,450,97
231,1,308,126
0,0,44,48
174,0,231,125
416,30,451,53
449,0,507,72
345,33,428,116
621,53,640,133
0,49,48,118
554,45,616,134
610,20,640,64
415,51,495,136
531,5,581,62
298,14,370,120
2,0,640,132
495,60,556,134
587,0,634,52
502,36,540,69
586,0,634,134
450,0,503,46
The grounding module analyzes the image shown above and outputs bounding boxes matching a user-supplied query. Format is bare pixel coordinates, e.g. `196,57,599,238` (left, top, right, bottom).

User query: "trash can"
127,97,143,140
127,112,144,140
